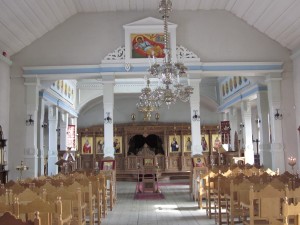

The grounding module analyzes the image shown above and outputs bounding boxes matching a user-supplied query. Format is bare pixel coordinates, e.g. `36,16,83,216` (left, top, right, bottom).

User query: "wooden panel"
115,155,124,171
156,155,165,170
182,155,192,170
80,154,93,170
168,155,181,171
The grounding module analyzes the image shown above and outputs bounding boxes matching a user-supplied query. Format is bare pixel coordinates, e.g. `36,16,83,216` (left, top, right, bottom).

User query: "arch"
128,134,164,156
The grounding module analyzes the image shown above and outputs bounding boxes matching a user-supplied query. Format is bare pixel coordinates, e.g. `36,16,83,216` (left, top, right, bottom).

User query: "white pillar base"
271,143,285,173
23,154,38,179
260,144,272,168
244,148,254,165
48,155,58,176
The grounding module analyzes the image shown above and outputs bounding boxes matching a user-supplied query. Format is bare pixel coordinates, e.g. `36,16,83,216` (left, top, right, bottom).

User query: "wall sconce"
255,118,261,124
240,123,244,128
155,112,160,122
274,109,283,120
192,110,200,121
131,113,136,122
41,122,48,128
26,115,34,126
104,112,112,124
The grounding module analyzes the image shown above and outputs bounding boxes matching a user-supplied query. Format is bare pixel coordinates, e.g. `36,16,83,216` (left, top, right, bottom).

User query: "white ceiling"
1,0,300,56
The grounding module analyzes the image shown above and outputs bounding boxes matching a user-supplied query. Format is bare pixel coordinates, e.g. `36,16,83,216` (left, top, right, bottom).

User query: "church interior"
1,0,300,224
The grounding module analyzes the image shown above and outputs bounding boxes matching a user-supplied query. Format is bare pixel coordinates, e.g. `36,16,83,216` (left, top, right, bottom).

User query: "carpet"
134,192,165,200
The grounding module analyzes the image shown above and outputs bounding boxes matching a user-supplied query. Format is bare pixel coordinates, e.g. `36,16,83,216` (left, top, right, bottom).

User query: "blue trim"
24,64,282,75
193,64,282,71
40,91,78,117
218,85,267,111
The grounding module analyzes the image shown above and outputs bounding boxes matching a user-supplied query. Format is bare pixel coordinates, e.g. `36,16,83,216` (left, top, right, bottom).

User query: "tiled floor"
101,180,215,225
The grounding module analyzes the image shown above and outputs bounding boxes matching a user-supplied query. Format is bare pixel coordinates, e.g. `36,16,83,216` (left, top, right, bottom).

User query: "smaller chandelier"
136,77,159,121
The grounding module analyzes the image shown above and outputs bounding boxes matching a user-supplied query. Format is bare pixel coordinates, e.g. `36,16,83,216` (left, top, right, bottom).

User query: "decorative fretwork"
137,144,155,157
176,45,200,60
103,45,199,62
103,46,125,61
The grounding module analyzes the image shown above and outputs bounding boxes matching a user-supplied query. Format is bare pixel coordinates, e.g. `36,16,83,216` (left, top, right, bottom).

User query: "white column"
189,79,202,156
48,106,58,175
266,74,285,172
229,107,238,151
241,101,254,164
24,78,40,178
103,75,115,158
60,112,69,150
0,55,11,171
256,90,271,168
38,98,46,176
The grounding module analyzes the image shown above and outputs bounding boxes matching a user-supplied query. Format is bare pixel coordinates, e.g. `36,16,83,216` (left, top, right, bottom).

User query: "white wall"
77,94,220,128
0,57,10,167
7,10,296,178
11,11,291,66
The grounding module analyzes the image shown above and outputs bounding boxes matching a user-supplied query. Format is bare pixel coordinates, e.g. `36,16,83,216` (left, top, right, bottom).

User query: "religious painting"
131,33,165,58
144,158,154,166
234,77,237,89
222,84,225,97
238,76,242,85
201,134,209,152
101,160,115,170
81,136,93,154
96,137,104,154
169,135,181,153
67,125,76,149
229,78,233,92
113,136,122,154
192,156,206,167
212,134,221,152
183,135,192,152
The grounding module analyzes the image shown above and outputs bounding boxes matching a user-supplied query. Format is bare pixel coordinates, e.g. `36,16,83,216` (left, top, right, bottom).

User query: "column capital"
24,77,40,86
102,74,115,84
265,73,282,82
229,107,237,117
241,100,251,113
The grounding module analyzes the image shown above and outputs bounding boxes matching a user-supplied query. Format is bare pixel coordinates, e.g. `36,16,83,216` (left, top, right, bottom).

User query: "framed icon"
81,136,93,154
169,135,181,152
113,136,122,154
95,137,104,154
201,134,209,152
183,135,192,152
100,159,115,170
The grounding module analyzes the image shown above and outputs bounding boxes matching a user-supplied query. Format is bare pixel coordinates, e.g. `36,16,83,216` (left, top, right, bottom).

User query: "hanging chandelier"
148,0,193,107
136,76,159,121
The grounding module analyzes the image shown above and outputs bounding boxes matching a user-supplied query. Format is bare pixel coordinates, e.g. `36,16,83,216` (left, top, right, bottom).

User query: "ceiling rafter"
0,0,299,56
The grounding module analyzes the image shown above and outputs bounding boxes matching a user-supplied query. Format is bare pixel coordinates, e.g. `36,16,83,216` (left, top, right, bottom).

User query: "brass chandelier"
136,76,159,121
148,0,194,107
